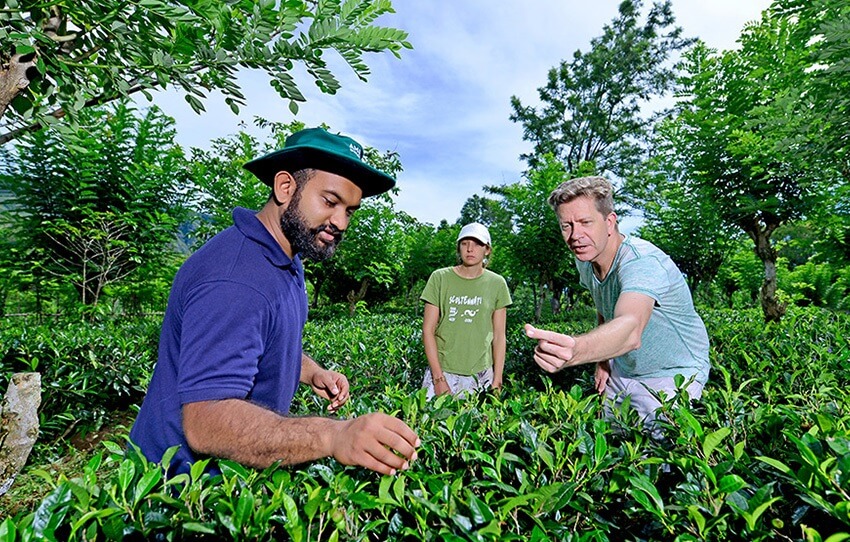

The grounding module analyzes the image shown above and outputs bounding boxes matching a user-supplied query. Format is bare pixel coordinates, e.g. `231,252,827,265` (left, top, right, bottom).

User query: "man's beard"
279,194,343,262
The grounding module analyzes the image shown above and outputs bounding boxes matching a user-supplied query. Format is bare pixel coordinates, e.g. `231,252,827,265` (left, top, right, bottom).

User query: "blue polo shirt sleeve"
176,279,273,405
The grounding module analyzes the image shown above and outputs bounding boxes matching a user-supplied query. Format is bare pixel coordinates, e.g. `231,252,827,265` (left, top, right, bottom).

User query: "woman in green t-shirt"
420,222,512,398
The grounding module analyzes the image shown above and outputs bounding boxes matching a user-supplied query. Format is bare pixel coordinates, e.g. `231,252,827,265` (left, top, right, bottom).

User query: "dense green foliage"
624,0,850,323
3,0,850,321
1,0,849,537
0,114,425,316
1,305,848,540
0,0,411,144
0,102,189,311
0,316,160,446
509,0,690,177
483,155,576,320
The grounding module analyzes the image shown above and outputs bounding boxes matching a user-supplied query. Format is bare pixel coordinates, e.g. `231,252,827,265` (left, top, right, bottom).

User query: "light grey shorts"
603,362,705,439
422,367,493,399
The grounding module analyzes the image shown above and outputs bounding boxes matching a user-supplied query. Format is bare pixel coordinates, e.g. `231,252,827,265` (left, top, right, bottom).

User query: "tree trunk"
0,53,35,121
311,274,325,309
548,280,561,315
759,256,785,322
750,224,786,323
0,373,41,496
346,278,370,316
534,283,545,322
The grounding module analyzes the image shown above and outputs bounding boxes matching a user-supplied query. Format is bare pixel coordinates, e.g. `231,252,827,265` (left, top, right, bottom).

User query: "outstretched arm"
183,400,419,475
526,292,655,372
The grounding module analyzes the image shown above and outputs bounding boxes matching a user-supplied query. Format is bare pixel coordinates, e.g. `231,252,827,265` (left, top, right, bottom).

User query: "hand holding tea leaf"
332,413,420,476
307,368,350,412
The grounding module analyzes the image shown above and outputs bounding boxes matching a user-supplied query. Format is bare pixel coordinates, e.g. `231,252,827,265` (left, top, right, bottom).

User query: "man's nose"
329,210,349,232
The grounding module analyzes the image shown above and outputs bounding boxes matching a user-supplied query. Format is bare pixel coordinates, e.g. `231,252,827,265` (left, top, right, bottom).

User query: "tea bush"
1,306,848,540
0,316,160,448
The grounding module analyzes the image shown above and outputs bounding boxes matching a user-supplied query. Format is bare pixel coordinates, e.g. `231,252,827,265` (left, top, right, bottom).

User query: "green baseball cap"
243,128,396,198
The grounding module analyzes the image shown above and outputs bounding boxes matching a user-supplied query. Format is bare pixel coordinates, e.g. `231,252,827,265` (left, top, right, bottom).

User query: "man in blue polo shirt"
130,128,419,476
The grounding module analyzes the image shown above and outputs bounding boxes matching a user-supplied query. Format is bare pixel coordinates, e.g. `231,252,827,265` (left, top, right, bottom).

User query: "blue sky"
152,1,771,228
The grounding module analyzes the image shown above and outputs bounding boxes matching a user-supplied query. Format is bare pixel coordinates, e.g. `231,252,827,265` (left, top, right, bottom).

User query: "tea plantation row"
0,306,848,540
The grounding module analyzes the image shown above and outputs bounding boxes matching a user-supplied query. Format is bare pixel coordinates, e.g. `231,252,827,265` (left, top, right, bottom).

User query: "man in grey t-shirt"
525,176,710,437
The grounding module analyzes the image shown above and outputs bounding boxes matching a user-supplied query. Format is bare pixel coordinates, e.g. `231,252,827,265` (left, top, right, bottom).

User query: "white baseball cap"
457,222,491,245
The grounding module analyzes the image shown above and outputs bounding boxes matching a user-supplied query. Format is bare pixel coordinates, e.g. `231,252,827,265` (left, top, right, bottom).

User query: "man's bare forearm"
569,314,644,366
183,399,340,468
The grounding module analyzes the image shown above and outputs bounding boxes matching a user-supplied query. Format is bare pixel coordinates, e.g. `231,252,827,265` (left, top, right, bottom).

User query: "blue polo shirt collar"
231,207,302,273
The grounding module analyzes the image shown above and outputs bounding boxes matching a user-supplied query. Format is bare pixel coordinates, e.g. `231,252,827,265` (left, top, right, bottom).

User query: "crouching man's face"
556,195,617,265
280,170,362,261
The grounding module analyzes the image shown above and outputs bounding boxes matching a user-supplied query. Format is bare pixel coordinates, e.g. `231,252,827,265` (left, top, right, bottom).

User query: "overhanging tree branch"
0,0,411,146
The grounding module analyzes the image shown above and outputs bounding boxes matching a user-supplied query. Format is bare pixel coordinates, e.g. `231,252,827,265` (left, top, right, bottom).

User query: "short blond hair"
547,176,615,216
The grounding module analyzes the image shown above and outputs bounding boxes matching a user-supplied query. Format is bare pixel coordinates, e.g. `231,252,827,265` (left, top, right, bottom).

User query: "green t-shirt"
420,267,512,375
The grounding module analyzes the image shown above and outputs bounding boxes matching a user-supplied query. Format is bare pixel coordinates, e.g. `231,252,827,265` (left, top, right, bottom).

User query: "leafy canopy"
0,0,411,144
510,0,691,178
0,101,190,308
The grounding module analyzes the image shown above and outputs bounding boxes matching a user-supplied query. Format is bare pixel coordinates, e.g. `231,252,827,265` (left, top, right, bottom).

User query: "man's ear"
606,212,618,235
272,171,297,206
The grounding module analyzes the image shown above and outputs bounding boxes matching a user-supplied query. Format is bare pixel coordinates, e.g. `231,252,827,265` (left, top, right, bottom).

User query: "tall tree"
623,117,738,295
457,194,511,231
636,0,850,321
311,148,405,314
0,101,190,308
185,119,408,312
398,221,457,304
509,0,691,178
0,0,411,144
772,0,850,179
188,118,302,247
670,7,837,322
625,0,850,321
329,197,406,314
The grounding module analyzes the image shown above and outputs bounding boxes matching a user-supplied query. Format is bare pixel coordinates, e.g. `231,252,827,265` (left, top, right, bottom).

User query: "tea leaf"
756,456,792,474
393,476,406,505
744,497,781,531
378,475,397,505
702,427,731,458
467,491,495,524
718,474,747,494
32,485,73,539
235,492,254,531
281,493,304,542
686,505,706,535
182,522,217,534
133,468,162,506
629,474,664,514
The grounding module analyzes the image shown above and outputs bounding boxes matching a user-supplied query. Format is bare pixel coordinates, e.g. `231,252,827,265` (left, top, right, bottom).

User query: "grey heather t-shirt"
577,235,710,383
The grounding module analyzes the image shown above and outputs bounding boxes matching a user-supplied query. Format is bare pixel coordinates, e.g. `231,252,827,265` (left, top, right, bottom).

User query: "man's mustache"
313,224,343,243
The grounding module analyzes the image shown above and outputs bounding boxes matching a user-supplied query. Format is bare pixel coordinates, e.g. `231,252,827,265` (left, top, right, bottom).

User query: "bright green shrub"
1,307,848,540
779,260,849,309
0,316,160,446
